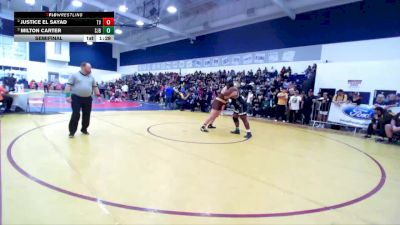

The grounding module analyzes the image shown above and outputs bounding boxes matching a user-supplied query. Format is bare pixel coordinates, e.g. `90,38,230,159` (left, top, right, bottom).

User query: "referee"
65,62,100,138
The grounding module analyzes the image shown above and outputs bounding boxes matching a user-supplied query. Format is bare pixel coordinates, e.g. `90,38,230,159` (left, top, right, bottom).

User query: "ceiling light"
87,41,93,45
119,5,128,12
167,6,177,14
25,0,35,6
115,28,123,34
72,0,82,7
136,20,144,26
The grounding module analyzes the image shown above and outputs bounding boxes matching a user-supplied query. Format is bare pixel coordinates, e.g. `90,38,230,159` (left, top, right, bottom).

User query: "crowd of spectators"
28,79,64,92
92,64,400,143
97,65,317,118
1,64,399,143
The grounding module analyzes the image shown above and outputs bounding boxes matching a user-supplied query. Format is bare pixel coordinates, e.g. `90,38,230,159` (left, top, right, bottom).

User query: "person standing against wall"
64,62,100,138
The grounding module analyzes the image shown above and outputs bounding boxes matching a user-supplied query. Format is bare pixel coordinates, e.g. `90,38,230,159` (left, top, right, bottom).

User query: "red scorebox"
102,18,114,26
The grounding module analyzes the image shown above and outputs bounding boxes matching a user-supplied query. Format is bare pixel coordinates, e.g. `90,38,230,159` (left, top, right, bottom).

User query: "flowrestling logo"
342,105,374,120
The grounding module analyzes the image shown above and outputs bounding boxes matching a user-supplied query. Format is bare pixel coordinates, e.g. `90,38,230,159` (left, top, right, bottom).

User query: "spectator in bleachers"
33,81,39,90
261,95,274,118
122,83,129,97
165,84,174,109
287,66,292,76
252,95,263,117
280,67,287,77
110,87,123,102
98,81,107,98
43,79,49,93
176,90,190,111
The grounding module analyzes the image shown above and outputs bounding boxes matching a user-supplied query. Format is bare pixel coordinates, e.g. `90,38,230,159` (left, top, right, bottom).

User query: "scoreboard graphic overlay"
14,12,114,42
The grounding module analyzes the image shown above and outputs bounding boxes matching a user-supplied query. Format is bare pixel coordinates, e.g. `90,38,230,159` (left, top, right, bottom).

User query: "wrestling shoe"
208,124,216,129
200,126,209,132
244,133,252,139
230,130,240,135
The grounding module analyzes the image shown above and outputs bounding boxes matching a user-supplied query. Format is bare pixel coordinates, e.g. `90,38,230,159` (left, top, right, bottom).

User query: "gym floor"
1,111,400,224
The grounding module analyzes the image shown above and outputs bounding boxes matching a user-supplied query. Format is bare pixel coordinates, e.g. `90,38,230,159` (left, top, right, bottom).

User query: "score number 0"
96,18,114,26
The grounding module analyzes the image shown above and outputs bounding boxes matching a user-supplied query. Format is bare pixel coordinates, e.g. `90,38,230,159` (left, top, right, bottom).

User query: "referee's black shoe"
81,130,90,135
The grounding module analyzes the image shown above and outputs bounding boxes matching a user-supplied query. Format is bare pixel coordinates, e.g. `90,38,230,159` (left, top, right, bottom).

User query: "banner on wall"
254,52,266,63
328,103,375,128
281,50,296,61
186,60,192,68
160,62,165,70
242,53,253,64
347,80,362,89
204,58,212,67
232,55,241,65
212,57,220,66
222,56,231,66
132,44,323,71
179,60,185,68
172,61,179,69
268,51,279,62
193,59,202,67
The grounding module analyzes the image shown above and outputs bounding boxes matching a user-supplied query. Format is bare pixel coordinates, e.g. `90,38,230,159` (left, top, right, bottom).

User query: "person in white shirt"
289,90,302,123
121,83,129,97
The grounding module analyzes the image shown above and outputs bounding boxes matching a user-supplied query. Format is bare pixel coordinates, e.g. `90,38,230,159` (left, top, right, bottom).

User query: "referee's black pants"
69,94,92,135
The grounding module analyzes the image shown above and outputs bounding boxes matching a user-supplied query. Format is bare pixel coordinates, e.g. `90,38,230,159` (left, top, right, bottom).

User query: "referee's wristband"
65,93,71,98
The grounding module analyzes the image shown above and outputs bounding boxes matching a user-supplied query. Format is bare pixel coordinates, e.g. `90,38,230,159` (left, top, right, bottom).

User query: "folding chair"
27,91,46,113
